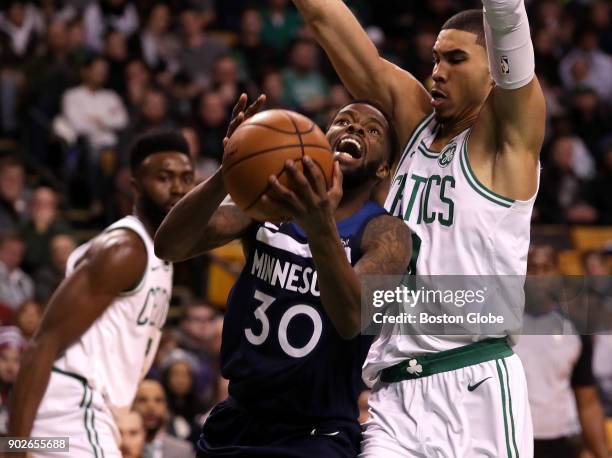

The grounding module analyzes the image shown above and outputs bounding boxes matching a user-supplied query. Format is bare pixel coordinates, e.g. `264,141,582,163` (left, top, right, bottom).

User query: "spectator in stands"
402,25,438,84
323,83,351,125
590,145,612,225
21,19,79,163
560,29,612,102
132,379,194,458
54,54,128,208
12,299,41,339
123,58,152,114
161,349,207,442
0,233,33,310
516,245,609,458
19,186,71,273
590,0,612,54
0,156,27,232
65,17,87,59
33,233,75,303
414,0,458,31
233,8,278,82
0,326,26,435
569,86,610,159
103,29,129,97
260,70,289,110
54,54,128,152
130,3,179,76
0,1,43,64
282,39,329,117
195,91,227,163
259,0,302,53
536,135,597,224
176,302,221,404
533,28,562,88
211,55,249,110
83,0,138,52
116,410,146,458
180,125,216,182
150,329,179,378
119,89,172,158
177,7,228,88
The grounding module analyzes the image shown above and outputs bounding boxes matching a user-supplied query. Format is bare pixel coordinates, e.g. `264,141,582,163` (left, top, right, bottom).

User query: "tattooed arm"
307,214,411,339
154,171,253,261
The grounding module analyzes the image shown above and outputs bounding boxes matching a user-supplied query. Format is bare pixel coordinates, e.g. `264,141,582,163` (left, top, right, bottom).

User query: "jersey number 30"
245,289,322,358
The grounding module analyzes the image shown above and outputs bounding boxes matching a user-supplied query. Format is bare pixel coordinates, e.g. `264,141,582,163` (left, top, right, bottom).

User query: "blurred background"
0,0,610,457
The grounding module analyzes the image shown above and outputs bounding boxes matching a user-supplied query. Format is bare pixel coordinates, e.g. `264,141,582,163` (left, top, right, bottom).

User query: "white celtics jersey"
363,113,538,384
53,215,172,415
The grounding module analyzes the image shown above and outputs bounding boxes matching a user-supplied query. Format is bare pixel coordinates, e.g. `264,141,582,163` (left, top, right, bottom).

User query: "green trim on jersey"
459,138,515,208
418,141,439,159
395,113,435,173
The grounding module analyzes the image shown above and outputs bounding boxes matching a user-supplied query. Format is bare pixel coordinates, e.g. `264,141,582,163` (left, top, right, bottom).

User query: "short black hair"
441,9,486,47
129,129,191,173
81,53,106,70
329,99,400,163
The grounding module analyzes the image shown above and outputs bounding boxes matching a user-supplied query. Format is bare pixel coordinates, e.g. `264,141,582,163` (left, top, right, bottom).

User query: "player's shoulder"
85,227,148,274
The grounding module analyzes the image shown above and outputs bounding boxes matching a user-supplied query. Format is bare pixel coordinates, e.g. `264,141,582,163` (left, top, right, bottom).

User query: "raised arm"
154,94,264,261
292,0,431,151
483,0,546,158
8,230,147,441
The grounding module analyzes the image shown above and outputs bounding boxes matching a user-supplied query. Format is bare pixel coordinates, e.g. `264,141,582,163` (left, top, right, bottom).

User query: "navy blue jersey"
221,201,386,423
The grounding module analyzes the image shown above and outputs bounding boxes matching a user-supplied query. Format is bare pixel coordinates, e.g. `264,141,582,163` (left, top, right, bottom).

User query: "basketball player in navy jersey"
154,94,411,457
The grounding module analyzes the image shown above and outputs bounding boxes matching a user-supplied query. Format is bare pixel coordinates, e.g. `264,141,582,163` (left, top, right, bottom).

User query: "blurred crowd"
0,0,611,456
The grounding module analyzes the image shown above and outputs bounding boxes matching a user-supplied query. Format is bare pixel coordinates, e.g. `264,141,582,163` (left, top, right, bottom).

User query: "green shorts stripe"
496,359,513,457
91,408,105,458
502,358,520,457
83,386,99,458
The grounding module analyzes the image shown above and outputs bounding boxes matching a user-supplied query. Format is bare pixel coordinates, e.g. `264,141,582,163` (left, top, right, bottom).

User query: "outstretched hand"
222,93,266,158
261,158,343,233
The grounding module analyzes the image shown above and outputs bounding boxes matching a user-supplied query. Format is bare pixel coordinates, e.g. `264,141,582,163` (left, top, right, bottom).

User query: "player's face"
326,103,391,188
431,30,493,123
132,381,167,432
133,152,194,227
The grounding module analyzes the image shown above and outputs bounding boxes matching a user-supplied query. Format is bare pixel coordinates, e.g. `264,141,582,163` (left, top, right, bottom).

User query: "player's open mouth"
430,88,447,108
333,136,364,160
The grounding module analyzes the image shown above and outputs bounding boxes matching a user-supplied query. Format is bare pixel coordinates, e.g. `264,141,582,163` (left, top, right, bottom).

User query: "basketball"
222,109,334,221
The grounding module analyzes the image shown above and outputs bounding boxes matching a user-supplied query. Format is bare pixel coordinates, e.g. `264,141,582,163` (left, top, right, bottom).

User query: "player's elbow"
153,230,182,262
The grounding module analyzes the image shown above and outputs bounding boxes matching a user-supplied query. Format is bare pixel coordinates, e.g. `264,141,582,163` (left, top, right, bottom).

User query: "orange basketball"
222,109,334,222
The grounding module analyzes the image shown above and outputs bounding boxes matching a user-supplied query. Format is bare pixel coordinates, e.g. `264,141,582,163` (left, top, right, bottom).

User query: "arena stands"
0,0,611,455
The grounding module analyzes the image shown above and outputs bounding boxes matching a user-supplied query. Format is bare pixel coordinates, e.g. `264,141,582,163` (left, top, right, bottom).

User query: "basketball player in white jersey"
292,0,546,456
8,130,195,457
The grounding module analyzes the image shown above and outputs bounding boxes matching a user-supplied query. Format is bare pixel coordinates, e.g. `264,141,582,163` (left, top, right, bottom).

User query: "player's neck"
336,185,372,221
133,207,159,239
436,111,479,144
